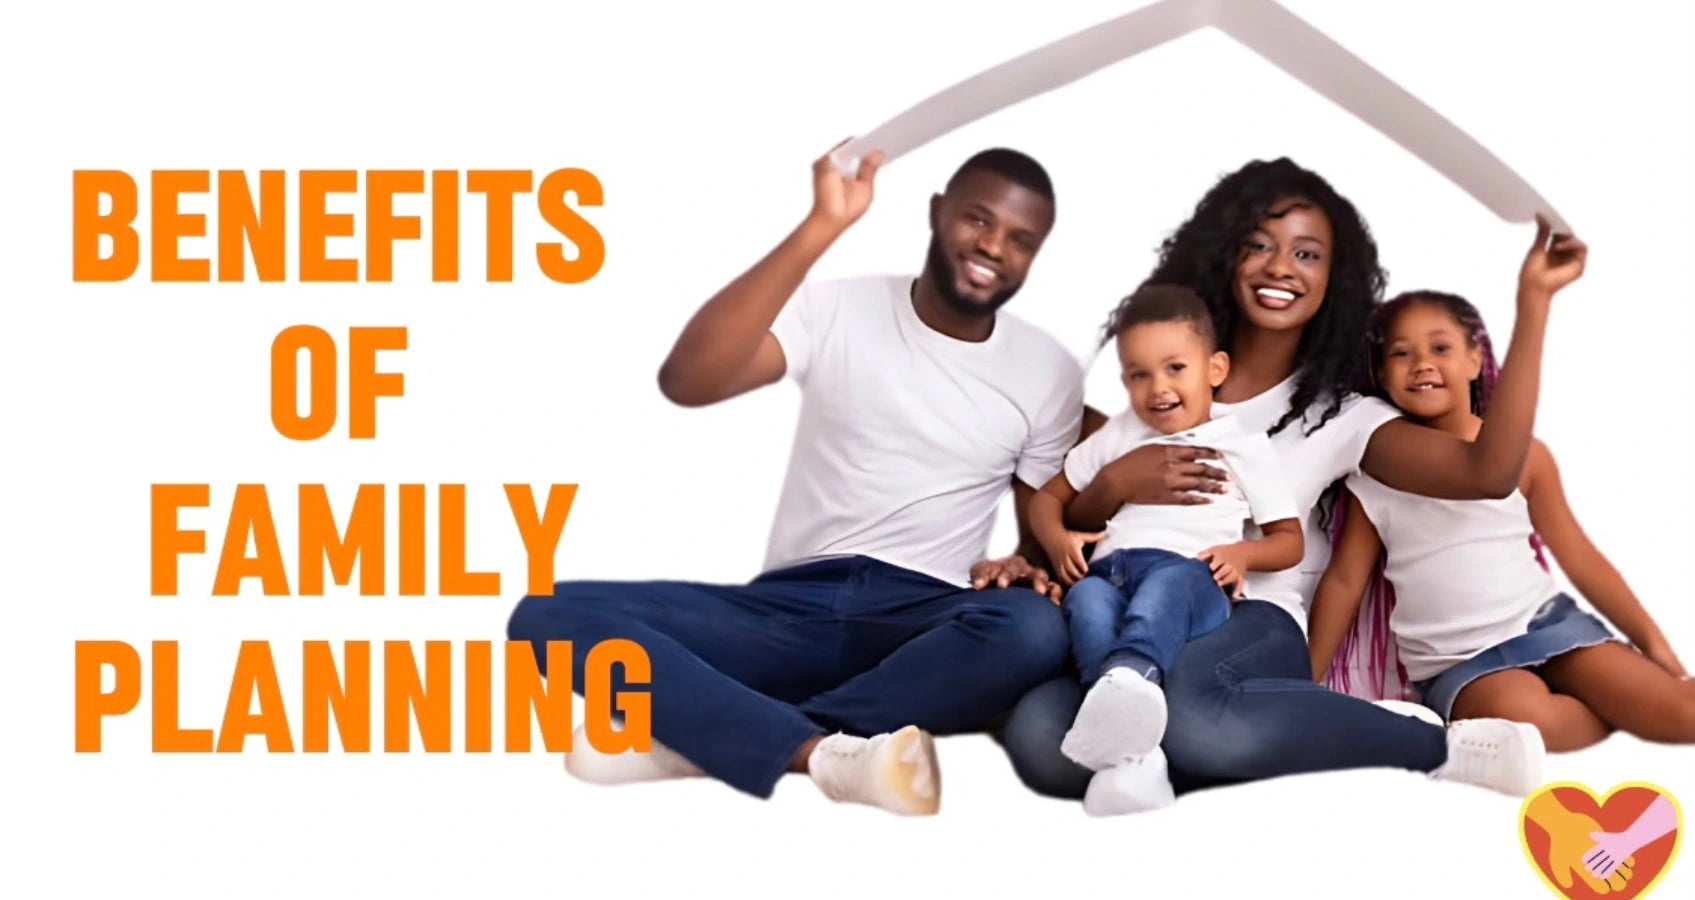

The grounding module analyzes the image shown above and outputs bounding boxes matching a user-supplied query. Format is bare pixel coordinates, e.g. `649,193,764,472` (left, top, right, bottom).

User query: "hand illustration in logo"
1520,782,1683,900
1525,791,1633,895
1584,796,1678,881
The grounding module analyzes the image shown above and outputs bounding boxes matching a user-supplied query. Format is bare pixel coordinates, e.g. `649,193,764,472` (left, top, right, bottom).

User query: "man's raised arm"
657,147,884,407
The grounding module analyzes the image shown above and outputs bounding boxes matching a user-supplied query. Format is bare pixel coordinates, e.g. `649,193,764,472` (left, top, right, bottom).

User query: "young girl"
1308,291,1695,751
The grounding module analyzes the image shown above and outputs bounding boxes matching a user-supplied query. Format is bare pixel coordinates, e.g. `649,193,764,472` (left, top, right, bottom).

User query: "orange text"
73,639,650,753
149,483,577,596
71,169,604,284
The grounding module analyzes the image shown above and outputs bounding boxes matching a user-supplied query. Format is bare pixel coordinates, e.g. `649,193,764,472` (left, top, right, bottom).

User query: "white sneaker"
1082,748,1178,817
564,726,705,785
1374,698,1445,728
808,725,940,816
1061,667,1167,771
1431,718,1544,796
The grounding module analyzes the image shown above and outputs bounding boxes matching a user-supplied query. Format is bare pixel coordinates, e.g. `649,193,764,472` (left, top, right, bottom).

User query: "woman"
993,157,1588,815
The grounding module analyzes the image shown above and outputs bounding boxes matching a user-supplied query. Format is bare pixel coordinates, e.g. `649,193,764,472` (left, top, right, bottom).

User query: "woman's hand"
1096,443,1230,507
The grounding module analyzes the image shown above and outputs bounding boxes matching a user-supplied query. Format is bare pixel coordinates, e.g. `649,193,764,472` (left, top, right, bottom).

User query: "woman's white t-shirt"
1207,375,1401,630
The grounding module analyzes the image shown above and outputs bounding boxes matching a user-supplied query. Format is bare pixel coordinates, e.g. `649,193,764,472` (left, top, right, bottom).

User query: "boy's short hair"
1111,284,1217,350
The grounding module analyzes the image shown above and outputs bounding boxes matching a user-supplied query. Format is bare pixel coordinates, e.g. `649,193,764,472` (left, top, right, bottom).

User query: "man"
507,143,1085,816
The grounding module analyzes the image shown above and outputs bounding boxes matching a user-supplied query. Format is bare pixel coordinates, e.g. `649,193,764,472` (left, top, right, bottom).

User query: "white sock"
1061,666,1168,771
1431,718,1544,796
808,725,941,816
564,726,705,785
1082,748,1178,817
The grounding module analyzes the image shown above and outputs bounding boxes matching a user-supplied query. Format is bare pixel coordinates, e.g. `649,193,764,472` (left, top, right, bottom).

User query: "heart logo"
1520,782,1682,899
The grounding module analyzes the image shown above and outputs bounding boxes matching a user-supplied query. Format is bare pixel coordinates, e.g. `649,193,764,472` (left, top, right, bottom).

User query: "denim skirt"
1414,594,1617,721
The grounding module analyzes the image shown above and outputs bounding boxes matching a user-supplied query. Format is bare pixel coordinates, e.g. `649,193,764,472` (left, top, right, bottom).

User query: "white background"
4,0,1691,897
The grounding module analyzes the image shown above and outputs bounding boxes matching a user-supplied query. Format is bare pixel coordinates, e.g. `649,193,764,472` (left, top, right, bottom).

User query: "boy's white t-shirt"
1064,411,1299,560
1093,374,1401,630
763,275,1085,587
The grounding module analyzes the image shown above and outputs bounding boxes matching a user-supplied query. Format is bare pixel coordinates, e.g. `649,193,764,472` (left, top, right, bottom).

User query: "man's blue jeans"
1065,548,1229,685
507,555,1069,798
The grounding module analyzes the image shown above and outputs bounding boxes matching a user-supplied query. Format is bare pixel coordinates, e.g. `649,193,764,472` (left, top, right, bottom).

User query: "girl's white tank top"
1345,472,1562,681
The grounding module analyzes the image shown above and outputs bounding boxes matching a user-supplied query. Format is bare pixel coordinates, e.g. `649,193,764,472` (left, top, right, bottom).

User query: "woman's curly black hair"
1101,158,1387,436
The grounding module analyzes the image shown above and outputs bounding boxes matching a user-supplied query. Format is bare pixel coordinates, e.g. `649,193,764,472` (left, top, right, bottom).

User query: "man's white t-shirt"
1064,412,1299,560
1091,374,1400,630
763,275,1085,587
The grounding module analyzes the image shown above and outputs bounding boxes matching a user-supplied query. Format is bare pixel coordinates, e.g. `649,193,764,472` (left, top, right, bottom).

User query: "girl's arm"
1307,493,1384,682
1523,439,1687,677
1361,218,1586,500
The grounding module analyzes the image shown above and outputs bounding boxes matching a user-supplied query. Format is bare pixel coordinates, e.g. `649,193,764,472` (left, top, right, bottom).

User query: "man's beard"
926,234,1019,317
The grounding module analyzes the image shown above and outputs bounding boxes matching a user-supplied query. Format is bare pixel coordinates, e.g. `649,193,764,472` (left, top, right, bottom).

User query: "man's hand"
971,555,1063,604
1196,544,1249,598
806,143,884,236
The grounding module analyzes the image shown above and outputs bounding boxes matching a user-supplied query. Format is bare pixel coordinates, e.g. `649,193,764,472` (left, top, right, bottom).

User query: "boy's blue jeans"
1064,548,1230,685
507,555,1069,799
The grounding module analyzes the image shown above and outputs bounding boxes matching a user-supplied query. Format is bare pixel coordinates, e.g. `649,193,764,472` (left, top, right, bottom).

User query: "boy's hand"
1196,544,1249,598
1519,213,1588,301
1040,529,1106,589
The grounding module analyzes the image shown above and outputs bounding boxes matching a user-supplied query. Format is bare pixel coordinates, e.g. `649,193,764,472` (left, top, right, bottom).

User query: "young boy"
1029,284,1304,772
